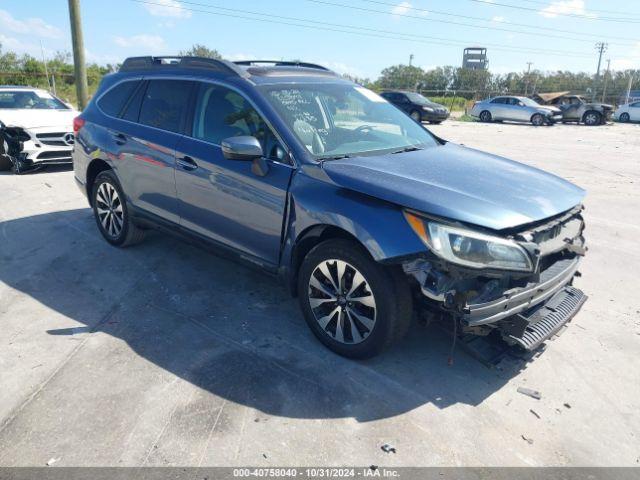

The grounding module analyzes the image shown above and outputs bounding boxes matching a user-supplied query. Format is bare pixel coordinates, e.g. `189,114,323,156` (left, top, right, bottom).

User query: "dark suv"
73,57,587,359
380,90,449,124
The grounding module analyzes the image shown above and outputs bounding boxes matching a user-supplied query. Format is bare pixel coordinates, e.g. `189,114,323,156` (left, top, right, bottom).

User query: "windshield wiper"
319,154,351,162
390,146,423,154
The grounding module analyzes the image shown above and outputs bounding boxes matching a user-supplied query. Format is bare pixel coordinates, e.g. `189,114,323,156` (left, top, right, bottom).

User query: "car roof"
117,56,351,86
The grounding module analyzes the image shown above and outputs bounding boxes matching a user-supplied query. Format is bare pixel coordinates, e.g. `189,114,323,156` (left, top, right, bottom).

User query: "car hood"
538,106,562,114
322,143,585,231
0,109,78,129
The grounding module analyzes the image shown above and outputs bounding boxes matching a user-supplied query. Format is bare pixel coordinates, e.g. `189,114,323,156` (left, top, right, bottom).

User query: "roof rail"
119,56,248,78
233,60,332,72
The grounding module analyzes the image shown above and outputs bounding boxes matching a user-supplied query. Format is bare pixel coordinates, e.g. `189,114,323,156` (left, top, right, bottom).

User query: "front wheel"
297,239,412,359
583,111,602,126
619,113,630,123
92,170,145,247
531,113,545,126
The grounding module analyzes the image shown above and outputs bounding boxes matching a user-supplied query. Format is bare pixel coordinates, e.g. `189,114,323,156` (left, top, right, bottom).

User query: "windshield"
404,92,431,105
520,97,541,107
0,90,70,110
259,83,439,159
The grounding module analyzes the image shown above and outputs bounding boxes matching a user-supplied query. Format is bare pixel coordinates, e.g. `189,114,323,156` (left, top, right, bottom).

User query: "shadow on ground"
0,208,528,423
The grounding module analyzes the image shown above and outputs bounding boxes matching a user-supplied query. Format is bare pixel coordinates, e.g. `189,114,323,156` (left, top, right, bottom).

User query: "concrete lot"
0,121,638,467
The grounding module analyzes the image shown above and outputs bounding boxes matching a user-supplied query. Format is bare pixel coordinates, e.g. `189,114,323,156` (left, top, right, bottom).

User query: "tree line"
1,43,636,107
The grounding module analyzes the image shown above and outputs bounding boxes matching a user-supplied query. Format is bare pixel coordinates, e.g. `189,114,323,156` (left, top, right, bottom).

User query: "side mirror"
221,136,263,161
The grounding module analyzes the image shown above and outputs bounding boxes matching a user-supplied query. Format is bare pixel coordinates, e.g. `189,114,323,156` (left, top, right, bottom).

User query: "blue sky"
1,0,639,79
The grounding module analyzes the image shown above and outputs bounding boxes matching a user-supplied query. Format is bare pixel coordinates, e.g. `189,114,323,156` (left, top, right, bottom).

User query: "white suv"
0,86,78,173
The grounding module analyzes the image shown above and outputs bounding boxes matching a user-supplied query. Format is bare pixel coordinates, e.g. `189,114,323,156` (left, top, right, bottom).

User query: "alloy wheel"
584,113,600,125
95,182,124,238
308,259,377,344
620,113,630,123
480,111,491,122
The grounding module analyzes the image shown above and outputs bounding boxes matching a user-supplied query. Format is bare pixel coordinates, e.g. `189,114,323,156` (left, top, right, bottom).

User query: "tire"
531,113,545,126
409,110,422,123
619,113,630,123
92,170,145,247
479,110,492,122
0,136,13,171
429,120,442,124
583,111,601,126
297,239,412,359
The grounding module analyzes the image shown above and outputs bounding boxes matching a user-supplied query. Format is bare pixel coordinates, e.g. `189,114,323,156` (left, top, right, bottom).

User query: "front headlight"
422,106,434,112
404,212,533,271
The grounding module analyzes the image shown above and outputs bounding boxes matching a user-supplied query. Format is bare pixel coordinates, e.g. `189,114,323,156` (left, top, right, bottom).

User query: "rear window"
138,80,193,133
97,81,140,117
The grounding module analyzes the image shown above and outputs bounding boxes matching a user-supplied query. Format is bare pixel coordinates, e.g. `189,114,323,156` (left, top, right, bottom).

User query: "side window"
138,80,193,133
631,102,640,108
192,83,286,162
491,97,505,104
120,81,146,122
97,80,140,117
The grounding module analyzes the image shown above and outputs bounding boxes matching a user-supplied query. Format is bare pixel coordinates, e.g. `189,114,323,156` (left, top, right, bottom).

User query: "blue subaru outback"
73,57,587,358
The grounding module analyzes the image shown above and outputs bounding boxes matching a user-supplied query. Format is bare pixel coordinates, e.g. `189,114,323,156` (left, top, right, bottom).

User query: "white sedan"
614,101,640,123
0,86,78,173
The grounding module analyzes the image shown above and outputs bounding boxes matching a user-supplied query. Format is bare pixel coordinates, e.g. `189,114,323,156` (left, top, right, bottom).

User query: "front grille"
504,286,587,350
36,151,72,160
515,207,585,258
36,132,74,147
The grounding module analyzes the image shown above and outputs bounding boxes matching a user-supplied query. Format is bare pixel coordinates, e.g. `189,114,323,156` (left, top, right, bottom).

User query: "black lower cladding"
499,285,587,350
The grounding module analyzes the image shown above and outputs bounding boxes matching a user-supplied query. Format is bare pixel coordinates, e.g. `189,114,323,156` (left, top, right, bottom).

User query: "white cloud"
611,43,640,70
113,34,167,52
143,0,191,18
0,9,63,39
492,16,506,22
539,0,597,19
391,1,412,15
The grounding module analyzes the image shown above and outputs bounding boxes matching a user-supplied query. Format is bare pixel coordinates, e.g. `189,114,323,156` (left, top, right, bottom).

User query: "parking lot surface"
0,121,638,466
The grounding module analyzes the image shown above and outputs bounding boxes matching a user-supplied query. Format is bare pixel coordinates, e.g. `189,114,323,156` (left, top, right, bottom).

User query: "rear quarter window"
97,80,140,117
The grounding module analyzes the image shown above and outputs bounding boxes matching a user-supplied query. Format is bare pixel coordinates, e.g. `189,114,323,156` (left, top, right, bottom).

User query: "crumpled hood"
0,109,78,129
322,143,585,231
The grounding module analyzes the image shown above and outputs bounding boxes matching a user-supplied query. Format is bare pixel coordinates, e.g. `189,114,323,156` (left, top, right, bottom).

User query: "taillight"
73,116,85,135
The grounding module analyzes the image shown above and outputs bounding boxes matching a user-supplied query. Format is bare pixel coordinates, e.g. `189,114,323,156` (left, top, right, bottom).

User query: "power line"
308,0,638,47
507,0,640,18
352,0,640,42
129,0,595,59
465,0,640,23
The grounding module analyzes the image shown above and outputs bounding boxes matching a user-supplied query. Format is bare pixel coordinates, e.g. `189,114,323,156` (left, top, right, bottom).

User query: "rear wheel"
92,170,145,247
409,110,422,123
619,112,630,123
297,239,412,359
479,110,492,122
531,113,545,126
583,111,601,126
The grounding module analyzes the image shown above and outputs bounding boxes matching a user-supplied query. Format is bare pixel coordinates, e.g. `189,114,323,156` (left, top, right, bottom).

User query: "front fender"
282,168,426,271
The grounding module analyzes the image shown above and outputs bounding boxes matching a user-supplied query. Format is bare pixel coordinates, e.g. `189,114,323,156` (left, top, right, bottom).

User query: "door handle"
176,155,198,171
112,132,127,145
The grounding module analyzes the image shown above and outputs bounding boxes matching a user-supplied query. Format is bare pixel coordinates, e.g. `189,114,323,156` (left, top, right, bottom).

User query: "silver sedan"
470,96,563,126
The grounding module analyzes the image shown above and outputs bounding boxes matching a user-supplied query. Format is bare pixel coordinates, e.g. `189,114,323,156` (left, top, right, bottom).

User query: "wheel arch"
85,158,113,206
288,224,371,296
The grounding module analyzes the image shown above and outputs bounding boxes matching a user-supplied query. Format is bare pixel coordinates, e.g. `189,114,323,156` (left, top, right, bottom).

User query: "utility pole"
68,0,88,109
592,42,608,102
409,54,414,67
601,58,611,103
524,61,533,96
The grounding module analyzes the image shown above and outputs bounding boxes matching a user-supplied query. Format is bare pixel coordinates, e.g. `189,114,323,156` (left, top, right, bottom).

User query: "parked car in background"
380,90,450,124
537,93,613,126
74,56,587,359
0,86,78,173
470,96,562,126
614,101,640,123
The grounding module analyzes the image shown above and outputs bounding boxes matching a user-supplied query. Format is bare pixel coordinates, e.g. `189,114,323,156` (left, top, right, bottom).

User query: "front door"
174,82,294,266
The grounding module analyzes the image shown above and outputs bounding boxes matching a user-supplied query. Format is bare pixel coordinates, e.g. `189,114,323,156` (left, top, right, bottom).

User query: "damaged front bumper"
0,125,73,173
403,207,587,350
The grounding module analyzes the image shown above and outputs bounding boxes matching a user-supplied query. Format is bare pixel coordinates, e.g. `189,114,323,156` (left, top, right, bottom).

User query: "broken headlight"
404,212,533,272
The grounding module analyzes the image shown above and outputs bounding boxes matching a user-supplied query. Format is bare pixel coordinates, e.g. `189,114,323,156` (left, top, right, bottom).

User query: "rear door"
115,79,194,224
174,82,294,266
490,97,508,119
